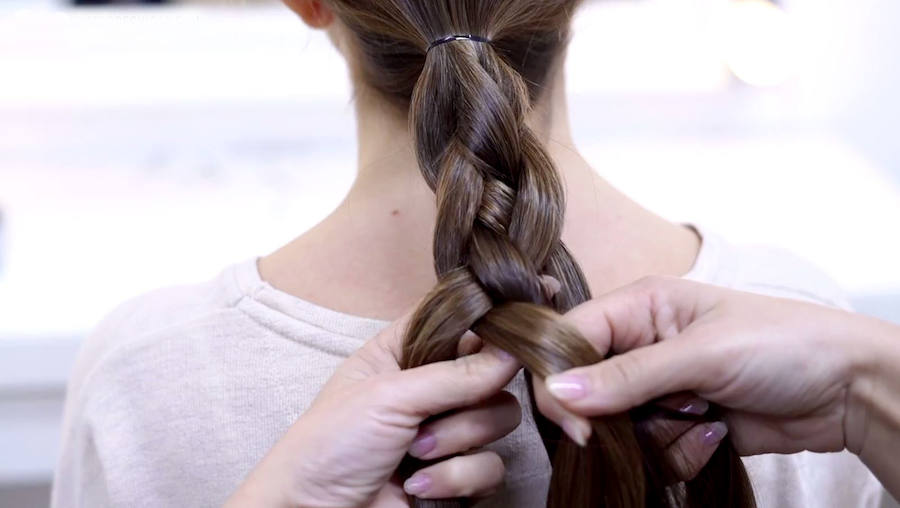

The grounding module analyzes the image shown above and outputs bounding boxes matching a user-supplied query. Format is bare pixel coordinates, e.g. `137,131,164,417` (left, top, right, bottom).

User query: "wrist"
279,418,363,508
843,315,900,497
225,460,297,508
226,422,321,508
840,314,899,455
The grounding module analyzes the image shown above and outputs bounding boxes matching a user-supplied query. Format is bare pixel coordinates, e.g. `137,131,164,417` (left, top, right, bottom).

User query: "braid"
404,36,649,508
325,1,756,506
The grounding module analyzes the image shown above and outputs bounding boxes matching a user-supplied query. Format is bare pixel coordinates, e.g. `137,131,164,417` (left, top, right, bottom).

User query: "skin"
225,315,523,507
546,276,900,500
234,0,721,504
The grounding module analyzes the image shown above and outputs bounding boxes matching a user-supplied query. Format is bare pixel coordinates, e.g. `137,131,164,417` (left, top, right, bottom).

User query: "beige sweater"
52,229,883,507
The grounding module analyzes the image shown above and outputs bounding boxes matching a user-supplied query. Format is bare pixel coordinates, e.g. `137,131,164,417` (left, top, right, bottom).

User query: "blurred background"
1,0,898,506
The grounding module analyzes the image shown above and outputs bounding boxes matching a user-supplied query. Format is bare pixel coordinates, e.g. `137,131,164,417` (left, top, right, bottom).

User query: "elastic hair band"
427,34,491,53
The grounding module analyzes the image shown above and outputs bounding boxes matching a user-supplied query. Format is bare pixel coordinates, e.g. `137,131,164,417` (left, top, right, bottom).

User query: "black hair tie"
427,34,492,53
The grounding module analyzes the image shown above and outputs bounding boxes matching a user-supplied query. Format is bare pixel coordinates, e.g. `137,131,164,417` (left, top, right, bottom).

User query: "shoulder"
687,228,851,310
65,261,253,401
53,260,274,506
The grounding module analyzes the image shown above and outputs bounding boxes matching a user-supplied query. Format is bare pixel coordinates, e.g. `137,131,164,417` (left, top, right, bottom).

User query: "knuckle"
440,456,469,488
484,451,505,476
437,453,505,497
633,275,679,305
607,355,638,392
452,415,483,449
455,353,484,380
634,275,667,292
366,377,397,404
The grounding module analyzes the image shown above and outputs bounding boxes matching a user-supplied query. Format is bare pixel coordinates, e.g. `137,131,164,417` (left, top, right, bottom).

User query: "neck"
260,70,700,320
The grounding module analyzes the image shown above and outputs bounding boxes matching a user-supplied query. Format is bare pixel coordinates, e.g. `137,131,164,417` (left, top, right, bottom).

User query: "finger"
533,378,592,447
544,336,717,416
654,393,709,417
457,331,483,357
637,416,696,449
370,483,409,508
370,311,415,365
386,345,521,417
662,421,729,480
403,451,505,500
540,275,562,300
563,276,721,356
409,391,521,460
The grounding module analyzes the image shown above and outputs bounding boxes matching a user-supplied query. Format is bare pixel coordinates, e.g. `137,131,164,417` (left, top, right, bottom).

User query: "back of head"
323,1,756,506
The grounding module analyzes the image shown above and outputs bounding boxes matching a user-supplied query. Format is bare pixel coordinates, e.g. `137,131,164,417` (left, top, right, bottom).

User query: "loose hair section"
325,1,756,506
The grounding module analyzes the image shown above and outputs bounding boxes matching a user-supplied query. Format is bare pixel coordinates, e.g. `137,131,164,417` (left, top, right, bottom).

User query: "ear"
283,0,335,29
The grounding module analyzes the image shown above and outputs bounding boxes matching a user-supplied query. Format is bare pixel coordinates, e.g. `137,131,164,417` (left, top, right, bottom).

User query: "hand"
543,276,874,459
225,315,522,508
529,277,739,480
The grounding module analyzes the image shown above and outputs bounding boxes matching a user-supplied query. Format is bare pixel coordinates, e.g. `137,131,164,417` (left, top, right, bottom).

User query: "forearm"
224,435,303,508
845,314,900,499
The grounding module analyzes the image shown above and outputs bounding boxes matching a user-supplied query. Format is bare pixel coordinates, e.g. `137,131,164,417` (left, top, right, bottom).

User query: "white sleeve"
743,452,883,508
50,303,131,508
50,292,162,508
51,411,111,508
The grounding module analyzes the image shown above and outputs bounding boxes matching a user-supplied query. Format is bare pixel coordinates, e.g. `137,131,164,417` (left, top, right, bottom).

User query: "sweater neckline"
230,225,728,341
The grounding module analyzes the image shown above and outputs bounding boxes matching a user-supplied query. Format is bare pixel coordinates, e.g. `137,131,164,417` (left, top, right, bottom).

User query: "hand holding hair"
225,313,522,508
545,276,900,499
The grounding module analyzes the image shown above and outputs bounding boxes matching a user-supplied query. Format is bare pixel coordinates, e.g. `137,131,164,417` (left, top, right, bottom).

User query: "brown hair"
325,1,756,506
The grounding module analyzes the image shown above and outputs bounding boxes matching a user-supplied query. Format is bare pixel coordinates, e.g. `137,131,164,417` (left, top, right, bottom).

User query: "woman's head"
286,2,755,507
285,0,577,106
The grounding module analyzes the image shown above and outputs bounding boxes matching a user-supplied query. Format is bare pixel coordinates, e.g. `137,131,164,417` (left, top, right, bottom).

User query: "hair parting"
324,1,756,506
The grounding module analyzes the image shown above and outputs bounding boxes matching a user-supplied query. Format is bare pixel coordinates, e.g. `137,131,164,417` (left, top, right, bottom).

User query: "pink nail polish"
495,347,515,362
409,431,437,458
404,473,432,496
703,422,729,446
679,399,710,416
546,374,587,401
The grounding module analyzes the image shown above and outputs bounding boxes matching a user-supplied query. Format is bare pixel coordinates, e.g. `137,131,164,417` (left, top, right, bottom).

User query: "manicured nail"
545,374,588,401
561,418,592,447
540,275,562,297
679,399,709,416
409,431,437,458
495,347,515,362
703,421,729,446
457,331,482,356
403,473,432,496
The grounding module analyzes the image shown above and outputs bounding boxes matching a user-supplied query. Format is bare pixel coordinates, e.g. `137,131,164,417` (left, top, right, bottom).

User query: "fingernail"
457,331,482,356
409,431,437,458
679,399,709,416
541,275,562,297
496,347,515,362
545,374,588,401
403,473,432,496
561,418,592,447
703,421,729,446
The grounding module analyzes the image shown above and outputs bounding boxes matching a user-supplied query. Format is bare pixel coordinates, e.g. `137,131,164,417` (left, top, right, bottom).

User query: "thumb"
544,336,715,416
387,345,521,418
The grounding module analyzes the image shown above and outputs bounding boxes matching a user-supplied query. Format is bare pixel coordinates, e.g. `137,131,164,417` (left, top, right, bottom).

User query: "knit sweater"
51,229,883,507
